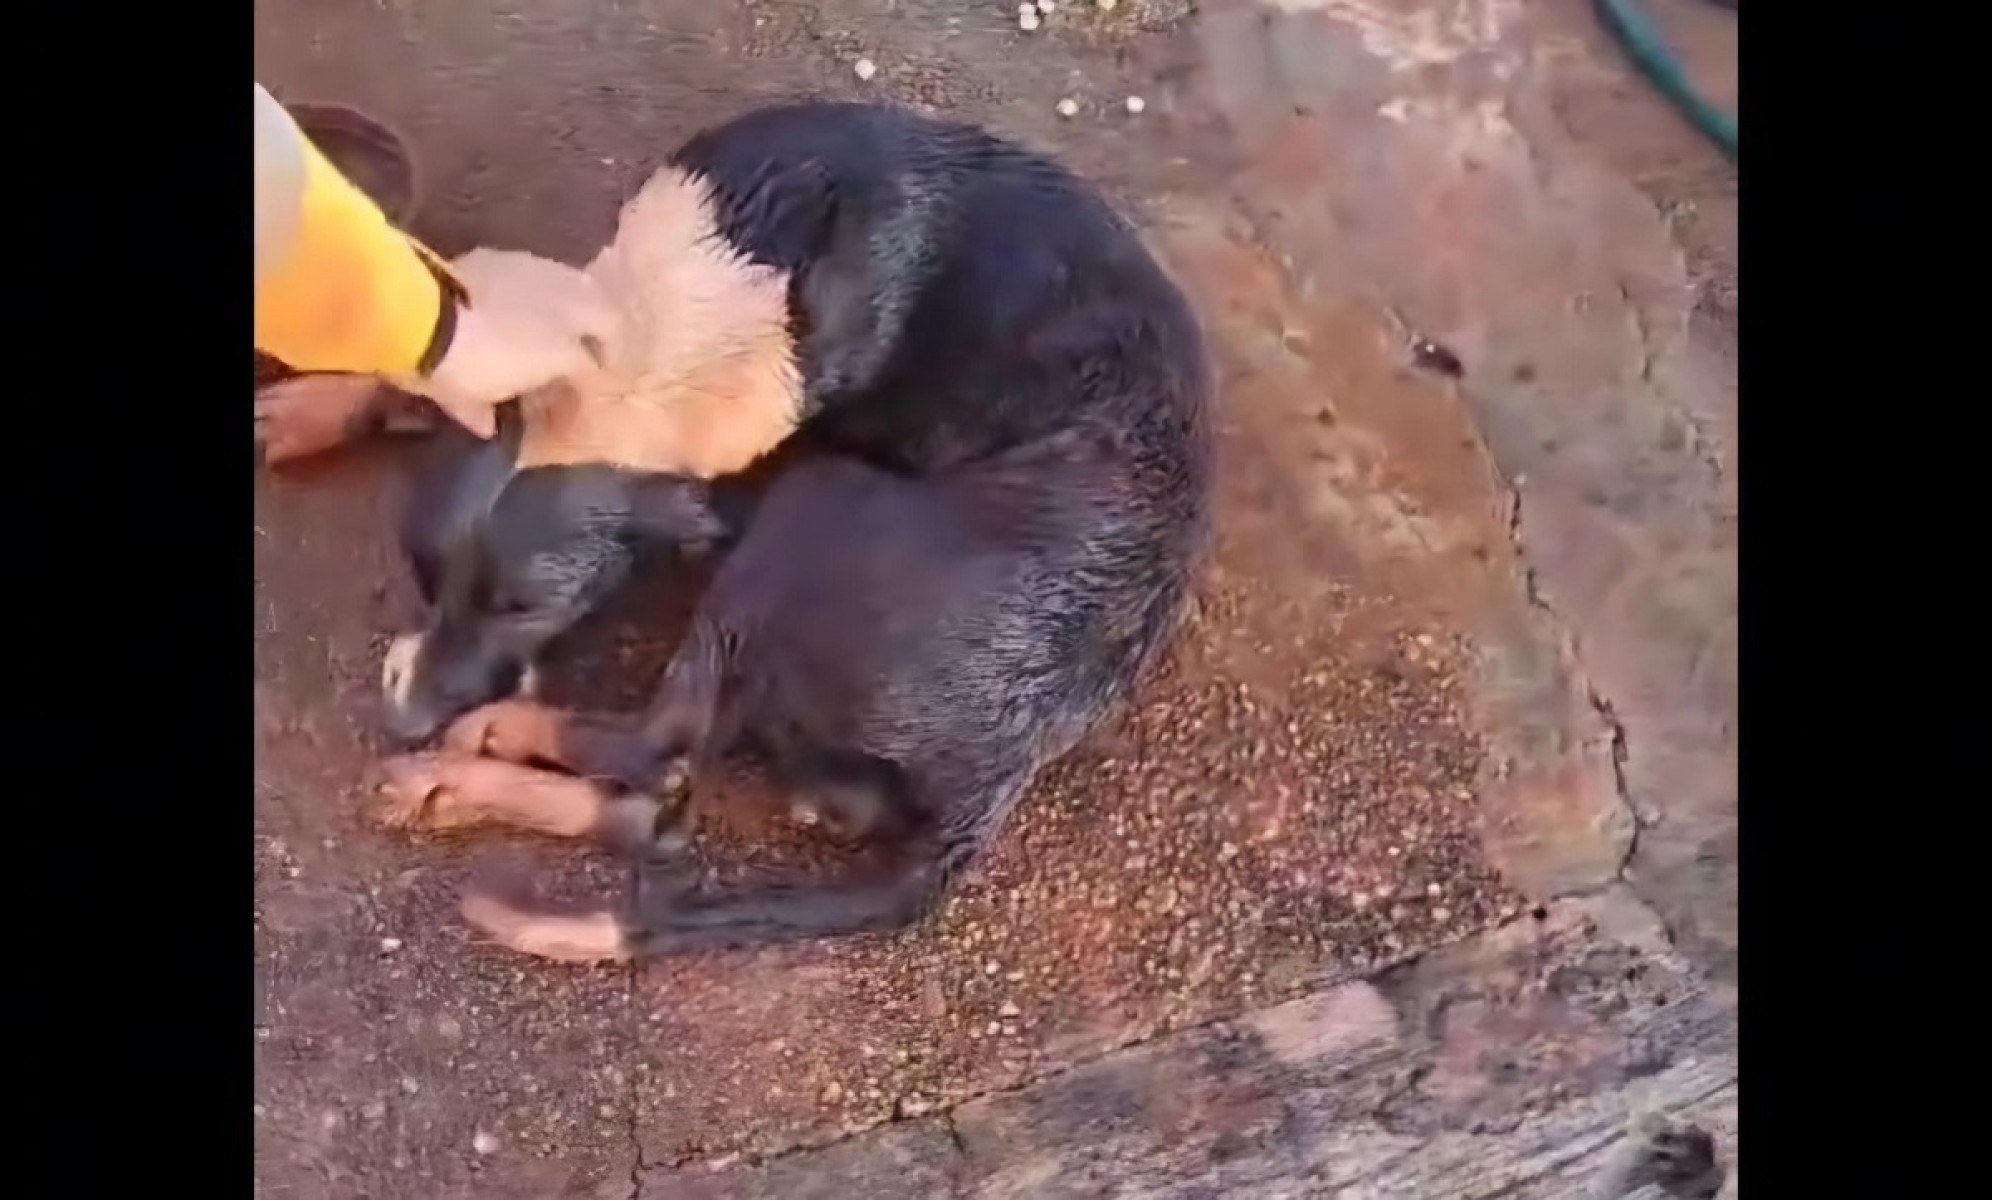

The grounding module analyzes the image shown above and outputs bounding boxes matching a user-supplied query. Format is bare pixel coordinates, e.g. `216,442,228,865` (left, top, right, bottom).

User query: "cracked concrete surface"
254,0,1735,1195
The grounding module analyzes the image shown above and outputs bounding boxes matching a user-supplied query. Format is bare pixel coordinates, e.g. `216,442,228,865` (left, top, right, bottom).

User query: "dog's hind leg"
456,859,944,965
458,768,1027,960
620,768,1028,955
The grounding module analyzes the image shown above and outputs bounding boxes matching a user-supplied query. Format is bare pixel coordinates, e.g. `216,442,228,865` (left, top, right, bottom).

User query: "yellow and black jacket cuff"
253,84,461,377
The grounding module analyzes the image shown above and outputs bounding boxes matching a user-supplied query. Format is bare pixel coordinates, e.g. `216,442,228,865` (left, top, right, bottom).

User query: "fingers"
372,752,610,839
255,374,387,465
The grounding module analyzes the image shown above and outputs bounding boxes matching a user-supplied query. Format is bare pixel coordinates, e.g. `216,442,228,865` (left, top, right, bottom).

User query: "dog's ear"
628,475,728,553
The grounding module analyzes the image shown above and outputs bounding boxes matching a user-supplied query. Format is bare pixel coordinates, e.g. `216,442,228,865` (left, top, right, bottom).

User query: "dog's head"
381,408,725,744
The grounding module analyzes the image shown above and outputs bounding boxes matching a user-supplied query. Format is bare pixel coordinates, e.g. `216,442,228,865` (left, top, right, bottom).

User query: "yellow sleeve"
253,85,456,377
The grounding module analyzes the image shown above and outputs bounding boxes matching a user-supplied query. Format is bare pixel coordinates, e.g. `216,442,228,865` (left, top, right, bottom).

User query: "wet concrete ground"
254,1,1736,1195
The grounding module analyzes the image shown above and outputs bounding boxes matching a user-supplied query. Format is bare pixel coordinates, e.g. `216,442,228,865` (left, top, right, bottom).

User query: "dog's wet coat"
382,101,1213,960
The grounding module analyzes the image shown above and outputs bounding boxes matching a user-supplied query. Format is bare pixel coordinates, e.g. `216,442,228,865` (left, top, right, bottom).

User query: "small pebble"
1020,8,1041,30
1125,96,1147,115
1056,98,1080,118
853,58,878,82
379,937,402,954
1097,0,1118,9
999,1000,1022,1018
472,1131,500,1156
400,1076,420,1095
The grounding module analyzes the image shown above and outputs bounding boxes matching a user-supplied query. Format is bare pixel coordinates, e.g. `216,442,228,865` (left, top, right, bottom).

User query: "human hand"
397,249,616,438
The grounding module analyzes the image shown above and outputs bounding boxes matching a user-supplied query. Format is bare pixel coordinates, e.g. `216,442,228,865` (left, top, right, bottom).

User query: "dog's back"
675,101,1211,477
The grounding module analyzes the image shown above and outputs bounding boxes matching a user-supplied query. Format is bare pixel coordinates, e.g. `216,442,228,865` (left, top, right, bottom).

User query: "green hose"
1593,0,1737,162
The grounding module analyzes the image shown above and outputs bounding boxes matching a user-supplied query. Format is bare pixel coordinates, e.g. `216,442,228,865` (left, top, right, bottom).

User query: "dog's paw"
460,879,631,964
370,754,451,830
443,700,555,763
372,753,442,825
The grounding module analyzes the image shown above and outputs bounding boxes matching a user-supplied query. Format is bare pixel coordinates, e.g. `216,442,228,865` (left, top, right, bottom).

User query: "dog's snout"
379,628,532,745
381,633,423,704
380,633,444,745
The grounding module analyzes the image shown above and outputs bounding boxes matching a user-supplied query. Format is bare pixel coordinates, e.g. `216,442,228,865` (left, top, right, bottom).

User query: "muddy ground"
253,1,1737,1196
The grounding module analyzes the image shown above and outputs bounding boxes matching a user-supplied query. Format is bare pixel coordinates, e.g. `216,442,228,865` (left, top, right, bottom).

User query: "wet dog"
374,102,1213,962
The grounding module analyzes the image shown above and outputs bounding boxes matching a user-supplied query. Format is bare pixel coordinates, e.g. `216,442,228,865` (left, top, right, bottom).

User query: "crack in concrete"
940,1109,970,1172
1616,282,1659,386
1503,477,1680,950
1614,278,1727,488
1587,685,1643,870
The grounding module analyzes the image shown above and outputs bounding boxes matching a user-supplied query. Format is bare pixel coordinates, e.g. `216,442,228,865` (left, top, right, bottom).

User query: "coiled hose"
1593,0,1737,162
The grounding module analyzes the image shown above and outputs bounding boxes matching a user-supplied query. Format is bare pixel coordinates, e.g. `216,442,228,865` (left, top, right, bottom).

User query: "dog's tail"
625,865,947,955
623,770,1030,956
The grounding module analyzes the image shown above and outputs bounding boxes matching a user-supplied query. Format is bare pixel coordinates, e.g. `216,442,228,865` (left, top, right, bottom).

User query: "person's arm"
253,84,459,377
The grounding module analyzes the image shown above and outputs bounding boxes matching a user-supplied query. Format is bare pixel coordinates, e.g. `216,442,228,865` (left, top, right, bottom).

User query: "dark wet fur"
395,101,1213,955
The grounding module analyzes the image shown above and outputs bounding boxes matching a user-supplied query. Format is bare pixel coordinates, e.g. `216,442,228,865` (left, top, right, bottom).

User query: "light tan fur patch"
514,167,803,478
